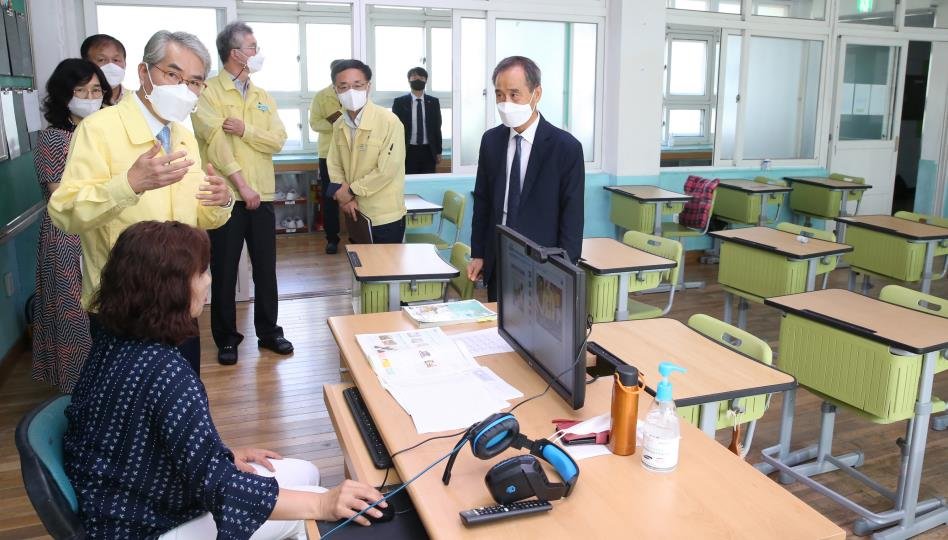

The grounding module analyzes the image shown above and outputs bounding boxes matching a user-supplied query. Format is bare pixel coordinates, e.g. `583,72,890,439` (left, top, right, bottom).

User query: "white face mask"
99,62,125,87
67,96,103,118
246,53,265,74
497,91,537,128
338,88,368,112
144,67,199,123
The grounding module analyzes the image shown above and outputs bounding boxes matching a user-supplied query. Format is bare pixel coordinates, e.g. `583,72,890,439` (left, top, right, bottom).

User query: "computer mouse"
367,500,395,523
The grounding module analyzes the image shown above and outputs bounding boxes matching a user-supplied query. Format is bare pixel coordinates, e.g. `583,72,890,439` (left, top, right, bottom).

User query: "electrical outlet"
3,272,13,297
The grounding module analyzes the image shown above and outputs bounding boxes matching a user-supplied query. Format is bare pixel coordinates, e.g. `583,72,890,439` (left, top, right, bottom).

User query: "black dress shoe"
218,345,238,365
326,242,338,254
258,336,294,355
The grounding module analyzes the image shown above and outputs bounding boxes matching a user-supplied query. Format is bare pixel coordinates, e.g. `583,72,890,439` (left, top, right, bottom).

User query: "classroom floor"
1,232,946,539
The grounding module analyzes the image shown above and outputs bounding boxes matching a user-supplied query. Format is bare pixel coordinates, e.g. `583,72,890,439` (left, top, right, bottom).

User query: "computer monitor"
496,225,587,410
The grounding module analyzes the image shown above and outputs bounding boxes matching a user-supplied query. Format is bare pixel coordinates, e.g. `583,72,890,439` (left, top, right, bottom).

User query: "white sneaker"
274,191,285,201
295,218,304,228
281,217,293,229
286,189,298,201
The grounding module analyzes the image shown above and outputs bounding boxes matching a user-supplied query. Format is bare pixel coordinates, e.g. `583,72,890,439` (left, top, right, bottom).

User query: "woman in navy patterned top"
64,221,386,539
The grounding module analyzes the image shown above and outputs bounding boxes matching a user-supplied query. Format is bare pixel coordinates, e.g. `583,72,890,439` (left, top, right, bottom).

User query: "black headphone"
442,412,579,504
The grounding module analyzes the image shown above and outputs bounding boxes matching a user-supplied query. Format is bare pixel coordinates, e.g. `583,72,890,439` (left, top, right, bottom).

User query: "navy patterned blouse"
64,328,279,539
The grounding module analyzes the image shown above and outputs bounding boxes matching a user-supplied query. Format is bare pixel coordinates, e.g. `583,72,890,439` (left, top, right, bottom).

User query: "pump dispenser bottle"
608,365,642,456
641,362,687,472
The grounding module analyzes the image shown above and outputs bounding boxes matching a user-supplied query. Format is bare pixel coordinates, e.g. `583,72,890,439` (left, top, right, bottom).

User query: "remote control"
459,499,552,526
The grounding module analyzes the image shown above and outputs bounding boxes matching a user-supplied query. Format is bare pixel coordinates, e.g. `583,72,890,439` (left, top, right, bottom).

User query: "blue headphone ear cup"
471,414,520,459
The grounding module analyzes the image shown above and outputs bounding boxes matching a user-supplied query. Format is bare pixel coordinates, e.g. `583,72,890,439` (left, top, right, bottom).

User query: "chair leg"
723,291,733,324
821,271,830,290
737,298,748,330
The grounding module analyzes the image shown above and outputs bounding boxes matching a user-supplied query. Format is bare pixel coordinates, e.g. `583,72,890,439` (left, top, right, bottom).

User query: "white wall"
28,0,86,109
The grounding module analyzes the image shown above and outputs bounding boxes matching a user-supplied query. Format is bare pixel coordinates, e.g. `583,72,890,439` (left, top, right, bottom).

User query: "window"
306,24,352,90
838,0,898,26
667,0,742,14
495,19,598,161
904,0,948,28
247,22,300,93
663,31,717,152
95,4,223,91
457,17,486,168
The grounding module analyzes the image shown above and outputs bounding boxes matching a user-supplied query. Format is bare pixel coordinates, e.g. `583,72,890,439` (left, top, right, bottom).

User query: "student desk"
345,244,458,312
837,214,948,295
405,193,444,228
325,310,842,539
604,185,691,238
589,318,795,436
709,227,852,327
714,179,792,226
783,176,873,238
761,289,948,539
578,237,677,321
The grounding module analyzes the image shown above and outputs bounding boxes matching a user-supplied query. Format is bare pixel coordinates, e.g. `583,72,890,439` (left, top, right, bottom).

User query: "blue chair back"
15,395,85,539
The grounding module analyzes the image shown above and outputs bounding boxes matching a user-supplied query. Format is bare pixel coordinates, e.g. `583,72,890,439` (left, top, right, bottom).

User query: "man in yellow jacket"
49,30,233,375
192,22,292,366
327,60,406,244
308,59,344,254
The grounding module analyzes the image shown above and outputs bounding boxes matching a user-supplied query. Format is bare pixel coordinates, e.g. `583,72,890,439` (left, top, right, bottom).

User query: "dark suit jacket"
392,93,443,159
471,115,585,282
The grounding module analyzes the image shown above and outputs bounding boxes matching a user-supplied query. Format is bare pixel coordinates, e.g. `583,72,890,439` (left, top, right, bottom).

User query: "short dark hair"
407,66,428,80
331,59,372,85
80,34,126,60
492,56,542,91
91,221,211,347
216,21,253,63
42,59,112,130
330,59,345,71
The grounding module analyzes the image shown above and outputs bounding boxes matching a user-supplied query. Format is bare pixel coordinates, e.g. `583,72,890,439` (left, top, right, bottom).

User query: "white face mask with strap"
143,67,199,123
99,62,125,87
496,90,537,128
67,97,103,118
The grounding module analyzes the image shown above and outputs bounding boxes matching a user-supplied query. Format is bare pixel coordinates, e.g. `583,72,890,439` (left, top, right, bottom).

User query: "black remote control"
459,499,552,526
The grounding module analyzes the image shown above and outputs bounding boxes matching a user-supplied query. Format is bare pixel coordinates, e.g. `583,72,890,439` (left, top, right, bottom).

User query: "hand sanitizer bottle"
641,362,687,472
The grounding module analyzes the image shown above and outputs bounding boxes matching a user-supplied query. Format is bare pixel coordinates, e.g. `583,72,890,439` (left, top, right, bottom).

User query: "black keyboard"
342,386,393,469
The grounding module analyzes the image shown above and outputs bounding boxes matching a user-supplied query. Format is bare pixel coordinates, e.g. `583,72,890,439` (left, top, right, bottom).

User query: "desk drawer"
718,242,807,298
585,270,662,323
714,189,761,224
609,194,684,233
790,183,841,219
843,226,926,283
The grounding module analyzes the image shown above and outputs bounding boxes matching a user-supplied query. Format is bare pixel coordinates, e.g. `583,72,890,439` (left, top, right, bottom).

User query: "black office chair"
15,395,85,539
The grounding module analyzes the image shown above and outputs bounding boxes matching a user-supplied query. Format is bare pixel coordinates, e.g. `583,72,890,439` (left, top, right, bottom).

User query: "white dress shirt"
410,93,428,146
133,91,168,137
502,113,539,225
341,107,366,147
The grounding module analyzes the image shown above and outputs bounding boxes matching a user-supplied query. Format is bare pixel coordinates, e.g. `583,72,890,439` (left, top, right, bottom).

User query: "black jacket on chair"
471,114,585,282
392,93,443,160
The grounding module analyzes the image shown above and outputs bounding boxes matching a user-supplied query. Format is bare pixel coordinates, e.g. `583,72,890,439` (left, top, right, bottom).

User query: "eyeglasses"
150,64,207,93
335,82,368,92
73,87,104,99
234,45,260,53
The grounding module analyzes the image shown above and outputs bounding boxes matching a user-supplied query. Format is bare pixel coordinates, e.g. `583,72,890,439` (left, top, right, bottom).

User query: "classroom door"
829,38,908,215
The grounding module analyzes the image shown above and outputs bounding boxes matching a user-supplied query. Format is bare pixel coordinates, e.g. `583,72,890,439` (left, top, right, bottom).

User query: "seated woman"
64,221,385,539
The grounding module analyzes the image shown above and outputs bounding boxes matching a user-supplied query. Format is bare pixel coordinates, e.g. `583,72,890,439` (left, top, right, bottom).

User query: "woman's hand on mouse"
318,479,387,526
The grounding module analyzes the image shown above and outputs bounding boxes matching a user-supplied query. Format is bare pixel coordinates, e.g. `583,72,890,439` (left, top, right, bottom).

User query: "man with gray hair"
193,22,293,365
468,55,585,301
49,30,234,376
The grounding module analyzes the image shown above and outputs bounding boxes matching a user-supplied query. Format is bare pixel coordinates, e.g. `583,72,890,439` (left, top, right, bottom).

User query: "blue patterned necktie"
506,134,523,228
157,126,171,154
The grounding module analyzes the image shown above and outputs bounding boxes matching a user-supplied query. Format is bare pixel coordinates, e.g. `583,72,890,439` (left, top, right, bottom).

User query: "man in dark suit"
468,56,585,302
392,67,442,174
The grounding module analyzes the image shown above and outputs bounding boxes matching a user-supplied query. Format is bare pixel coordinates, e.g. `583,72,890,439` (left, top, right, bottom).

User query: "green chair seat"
447,242,475,300
625,299,665,320
660,222,707,238
404,232,450,250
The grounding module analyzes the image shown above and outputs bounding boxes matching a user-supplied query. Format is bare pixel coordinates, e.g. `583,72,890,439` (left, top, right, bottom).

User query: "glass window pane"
743,36,822,160
669,109,704,137
753,1,826,19
246,22,300,92
667,0,742,14
839,44,899,141
306,23,352,91
838,0,897,25
279,108,301,149
496,19,567,128
669,40,707,96
905,0,948,28
96,5,220,91
430,27,452,92
570,23,597,160
374,26,425,92
719,35,742,160
441,107,452,150
459,18,485,167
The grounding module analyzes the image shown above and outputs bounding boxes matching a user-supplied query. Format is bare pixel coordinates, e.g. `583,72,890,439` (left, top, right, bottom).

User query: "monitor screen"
496,225,587,410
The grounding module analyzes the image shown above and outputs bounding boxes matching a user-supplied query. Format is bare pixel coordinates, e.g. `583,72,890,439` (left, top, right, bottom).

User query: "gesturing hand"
127,143,194,194
196,164,233,207
317,479,386,526
232,447,282,474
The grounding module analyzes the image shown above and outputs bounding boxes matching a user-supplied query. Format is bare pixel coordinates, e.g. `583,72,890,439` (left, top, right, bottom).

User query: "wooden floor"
1,232,946,539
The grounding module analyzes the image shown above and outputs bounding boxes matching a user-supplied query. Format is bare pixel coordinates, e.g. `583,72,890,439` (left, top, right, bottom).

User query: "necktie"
506,135,523,228
415,98,424,145
157,126,171,155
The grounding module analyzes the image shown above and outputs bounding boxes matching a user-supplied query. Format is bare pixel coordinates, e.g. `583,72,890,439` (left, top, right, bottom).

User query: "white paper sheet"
386,375,510,434
23,90,42,132
562,444,613,461
452,327,515,357
469,366,523,401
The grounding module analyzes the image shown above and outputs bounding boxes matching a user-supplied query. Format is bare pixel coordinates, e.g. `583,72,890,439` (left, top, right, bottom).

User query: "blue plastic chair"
15,395,84,539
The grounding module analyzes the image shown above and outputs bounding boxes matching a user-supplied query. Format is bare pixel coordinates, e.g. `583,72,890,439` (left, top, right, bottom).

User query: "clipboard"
344,209,374,244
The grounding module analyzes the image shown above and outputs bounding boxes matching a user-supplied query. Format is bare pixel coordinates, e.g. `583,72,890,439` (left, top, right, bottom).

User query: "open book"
402,299,497,328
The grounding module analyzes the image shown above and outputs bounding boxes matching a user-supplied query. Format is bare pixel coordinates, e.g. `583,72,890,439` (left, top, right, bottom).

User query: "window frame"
664,29,717,146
